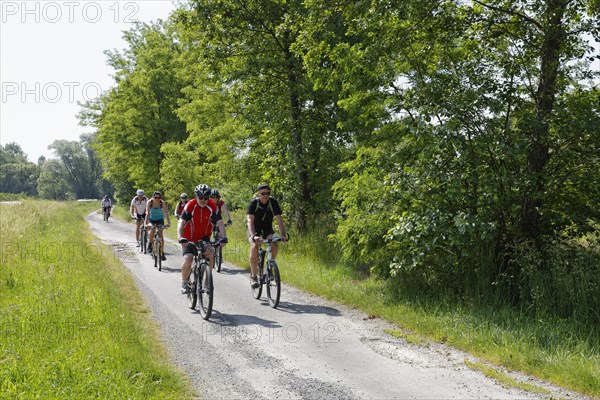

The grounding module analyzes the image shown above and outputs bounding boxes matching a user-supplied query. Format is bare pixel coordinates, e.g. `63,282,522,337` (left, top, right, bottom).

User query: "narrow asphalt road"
87,211,582,399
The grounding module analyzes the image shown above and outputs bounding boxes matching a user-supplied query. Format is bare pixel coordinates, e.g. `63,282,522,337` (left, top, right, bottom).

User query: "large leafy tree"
299,0,600,299
84,20,188,202
174,0,349,230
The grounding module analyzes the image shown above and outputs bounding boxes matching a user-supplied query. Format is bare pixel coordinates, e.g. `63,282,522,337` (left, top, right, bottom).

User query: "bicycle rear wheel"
198,262,213,320
157,241,162,271
141,229,148,254
188,266,198,309
215,246,222,272
266,260,281,308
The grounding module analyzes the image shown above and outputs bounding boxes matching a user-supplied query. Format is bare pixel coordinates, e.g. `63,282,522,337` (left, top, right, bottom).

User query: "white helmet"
194,184,211,197
136,189,144,196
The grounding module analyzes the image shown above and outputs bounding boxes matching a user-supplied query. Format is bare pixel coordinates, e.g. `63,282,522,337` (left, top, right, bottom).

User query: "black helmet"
194,184,211,197
210,189,220,198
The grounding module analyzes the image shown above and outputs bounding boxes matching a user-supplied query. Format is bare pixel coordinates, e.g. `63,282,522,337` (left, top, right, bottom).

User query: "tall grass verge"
0,201,192,398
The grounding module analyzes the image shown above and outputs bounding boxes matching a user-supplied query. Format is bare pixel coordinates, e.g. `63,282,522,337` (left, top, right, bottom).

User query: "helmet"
210,189,220,198
194,184,211,197
136,189,144,196
180,193,188,199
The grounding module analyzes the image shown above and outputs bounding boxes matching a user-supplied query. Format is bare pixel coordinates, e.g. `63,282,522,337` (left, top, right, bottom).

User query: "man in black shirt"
246,183,288,288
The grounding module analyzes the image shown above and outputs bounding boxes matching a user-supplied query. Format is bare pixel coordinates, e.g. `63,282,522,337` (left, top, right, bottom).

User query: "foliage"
0,143,39,196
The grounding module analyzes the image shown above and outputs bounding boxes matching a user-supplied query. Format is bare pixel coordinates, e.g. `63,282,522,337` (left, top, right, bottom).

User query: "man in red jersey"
177,184,227,294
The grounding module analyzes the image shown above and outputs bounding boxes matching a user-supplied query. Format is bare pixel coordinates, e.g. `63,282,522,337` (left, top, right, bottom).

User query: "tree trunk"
285,44,309,232
520,0,567,244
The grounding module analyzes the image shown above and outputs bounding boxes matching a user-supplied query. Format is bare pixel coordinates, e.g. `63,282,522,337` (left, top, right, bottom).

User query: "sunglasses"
197,196,209,200
259,192,270,196
154,196,161,199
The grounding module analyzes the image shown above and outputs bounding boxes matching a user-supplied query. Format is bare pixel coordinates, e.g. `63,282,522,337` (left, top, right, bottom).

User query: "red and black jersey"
180,198,222,241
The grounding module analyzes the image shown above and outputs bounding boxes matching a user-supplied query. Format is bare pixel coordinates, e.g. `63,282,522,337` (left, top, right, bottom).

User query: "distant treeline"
0,135,112,200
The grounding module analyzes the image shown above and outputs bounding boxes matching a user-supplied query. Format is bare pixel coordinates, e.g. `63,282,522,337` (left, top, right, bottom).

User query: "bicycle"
133,217,148,253
149,223,166,271
183,239,218,320
252,234,287,308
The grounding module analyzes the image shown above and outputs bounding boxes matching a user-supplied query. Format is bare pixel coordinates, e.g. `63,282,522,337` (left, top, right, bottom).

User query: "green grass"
216,211,600,398
0,201,192,398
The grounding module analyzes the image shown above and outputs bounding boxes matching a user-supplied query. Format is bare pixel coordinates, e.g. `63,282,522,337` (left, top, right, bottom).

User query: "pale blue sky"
1,0,178,162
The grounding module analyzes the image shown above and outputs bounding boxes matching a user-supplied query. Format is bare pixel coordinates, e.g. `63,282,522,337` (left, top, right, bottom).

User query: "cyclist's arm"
275,214,287,241
162,201,171,226
222,202,232,223
247,214,259,238
144,203,151,226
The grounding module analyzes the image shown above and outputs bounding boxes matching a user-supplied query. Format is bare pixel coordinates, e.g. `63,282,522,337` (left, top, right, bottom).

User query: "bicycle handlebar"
258,233,290,243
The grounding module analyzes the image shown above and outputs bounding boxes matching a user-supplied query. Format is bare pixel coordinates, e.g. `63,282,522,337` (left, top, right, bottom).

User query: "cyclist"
210,189,232,225
144,191,171,260
174,193,188,219
178,184,228,294
101,195,112,218
246,183,287,288
130,189,147,246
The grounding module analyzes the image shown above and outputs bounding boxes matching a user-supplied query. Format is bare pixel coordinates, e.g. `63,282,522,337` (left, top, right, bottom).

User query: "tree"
175,0,349,230
83,20,188,203
0,143,39,196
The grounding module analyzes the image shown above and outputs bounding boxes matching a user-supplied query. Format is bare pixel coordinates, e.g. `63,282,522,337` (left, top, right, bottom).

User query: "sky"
1,0,178,162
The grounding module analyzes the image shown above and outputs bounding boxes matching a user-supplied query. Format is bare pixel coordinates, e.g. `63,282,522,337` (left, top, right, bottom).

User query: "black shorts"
136,213,146,220
149,219,164,227
182,237,211,256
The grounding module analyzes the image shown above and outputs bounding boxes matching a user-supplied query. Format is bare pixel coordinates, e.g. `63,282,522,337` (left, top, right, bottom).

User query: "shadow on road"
199,310,283,329
275,301,341,316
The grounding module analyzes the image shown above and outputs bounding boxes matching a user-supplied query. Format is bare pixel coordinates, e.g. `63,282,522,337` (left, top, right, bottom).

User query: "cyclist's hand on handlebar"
178,238,188,246
252,235,261,244
227,219,232,226
166,223,171,228
219,237,228,247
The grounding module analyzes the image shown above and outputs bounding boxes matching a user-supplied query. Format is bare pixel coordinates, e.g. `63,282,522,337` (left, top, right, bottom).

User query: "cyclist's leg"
181,246,195,292
206,244,215,269
249,240,260,277
135,219,141,242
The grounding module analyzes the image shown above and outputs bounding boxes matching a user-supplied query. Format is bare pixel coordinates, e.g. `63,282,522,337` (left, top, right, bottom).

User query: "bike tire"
198,262,213,320
141,229,148,254
266,260,281,308
188,266,198,309
157,241,162,271
215,246,222,272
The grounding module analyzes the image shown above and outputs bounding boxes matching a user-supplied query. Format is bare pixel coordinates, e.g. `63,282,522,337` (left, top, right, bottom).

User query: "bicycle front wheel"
198,262,213,320
266,260,281,308
188,266,198,309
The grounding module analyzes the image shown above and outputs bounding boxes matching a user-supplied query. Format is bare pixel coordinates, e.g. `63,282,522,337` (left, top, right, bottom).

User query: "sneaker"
161,254,167,261
181,281,191,294
250,276,260,289
136,242,140,247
